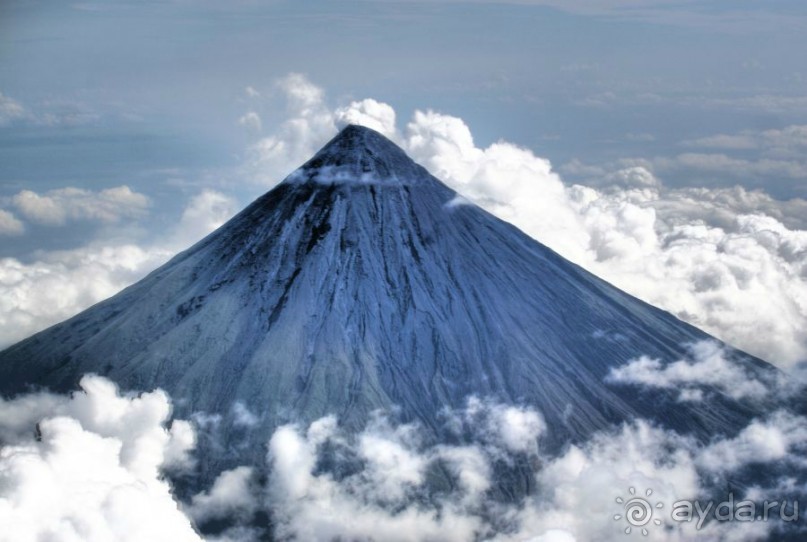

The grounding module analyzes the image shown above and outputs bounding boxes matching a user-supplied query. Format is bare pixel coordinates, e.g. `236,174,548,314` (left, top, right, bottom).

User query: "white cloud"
265,400,547,541
245,74,338,184
356,419,430,502
267,413,487,542
402,118,807,366
697,411,807,474
0,375,200,542
434,445,492,504
497,416,795,542
607,340,775,401
3,378,805,541
760,125,807,158
399,110,807,367
12,185,150,226
0,209,24,236
646,185,807,230
0,92,26,125
571,187,807,366
238,111,262,134
625,132,656,142
499,420,699,541
603,165,661,189
334,98,398,139
404,109,591,263
36,100,101,128
459,397,547,455
0,244,172,347
170,189,238,249
186,467,258,524
264,407,801,541
246,76,399,185
570,92,807,113
231,402,259,428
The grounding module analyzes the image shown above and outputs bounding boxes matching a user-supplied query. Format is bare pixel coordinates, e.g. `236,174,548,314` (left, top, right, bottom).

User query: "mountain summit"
291,124,429,184
0,125,776,474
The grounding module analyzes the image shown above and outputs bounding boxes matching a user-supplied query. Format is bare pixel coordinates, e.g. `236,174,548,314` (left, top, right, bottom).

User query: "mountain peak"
287,124,429,185
0,119,780,499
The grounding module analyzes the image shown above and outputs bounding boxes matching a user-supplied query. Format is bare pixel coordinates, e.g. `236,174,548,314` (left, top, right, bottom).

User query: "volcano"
0,125,777,474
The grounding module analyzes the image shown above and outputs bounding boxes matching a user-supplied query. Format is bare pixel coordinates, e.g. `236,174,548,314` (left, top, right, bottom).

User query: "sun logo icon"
614,487,664,536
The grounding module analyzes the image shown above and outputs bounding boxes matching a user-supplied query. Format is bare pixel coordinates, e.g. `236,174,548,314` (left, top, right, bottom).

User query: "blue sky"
1,0,807,367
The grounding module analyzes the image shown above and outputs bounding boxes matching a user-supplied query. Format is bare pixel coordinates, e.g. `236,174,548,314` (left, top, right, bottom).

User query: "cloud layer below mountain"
0,376,199,542
2,376,805,541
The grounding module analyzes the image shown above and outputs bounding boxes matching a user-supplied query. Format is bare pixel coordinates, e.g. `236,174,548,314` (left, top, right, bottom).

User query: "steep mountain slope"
0,125,776,469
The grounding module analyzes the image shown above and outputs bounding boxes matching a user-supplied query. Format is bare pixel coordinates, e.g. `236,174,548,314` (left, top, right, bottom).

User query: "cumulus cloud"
169,189,238,249
497,416,801,542
241,76,807,369
697,411,807,474
0,375,200,542
571,187,807,366
607,340,776,401
11,185,150,226
499,420,700,541
4,377,806,541
0,244,172,347
245,74,402,185
263,407,805,541
452,396,547,455
403,110,591,262
185,466,258,525
645,185,807,230
262,400,546,540
267,410,493,541
334,98,398,139
244,73,337,184
0,209,24,236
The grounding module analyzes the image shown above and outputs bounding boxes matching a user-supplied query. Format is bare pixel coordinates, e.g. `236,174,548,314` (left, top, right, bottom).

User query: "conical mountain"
0,125,777,468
